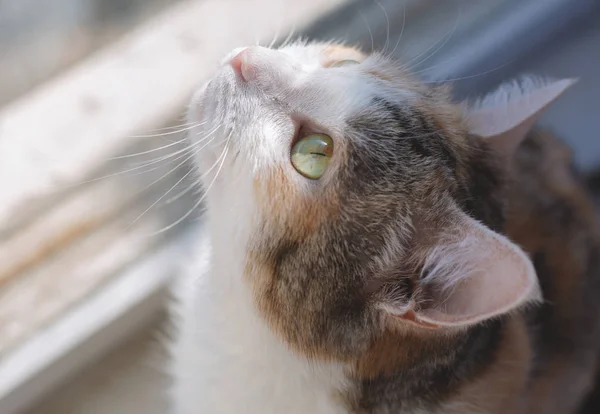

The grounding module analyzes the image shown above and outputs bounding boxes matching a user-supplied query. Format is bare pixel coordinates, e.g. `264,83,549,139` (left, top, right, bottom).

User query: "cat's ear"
465,77,576,158
381,210,540,329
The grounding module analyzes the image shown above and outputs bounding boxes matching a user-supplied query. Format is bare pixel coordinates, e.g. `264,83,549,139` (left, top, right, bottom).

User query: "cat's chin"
186,79,231,180
187,66,236,125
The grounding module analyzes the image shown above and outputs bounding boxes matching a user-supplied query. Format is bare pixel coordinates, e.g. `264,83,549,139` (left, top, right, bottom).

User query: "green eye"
291,134,334,179
331,59,360,68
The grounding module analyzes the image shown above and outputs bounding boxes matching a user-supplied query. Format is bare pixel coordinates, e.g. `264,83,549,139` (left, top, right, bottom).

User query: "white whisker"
65,147,191,188
136,120,196,133
165,178,200,204
255,29,261,47
408,6,461,71
110,136,190,160
400,6,461,72
359,11,375,54
128,144,197,172
111,122,214,160
114,135,204,175
128,159,198,229
389,0,406,57
129,135,227,229
151,132,232,235
421,61,514,84
375,0,390,55
126,123,204,140
68,126,219,188
268,19,282,49
133,133,221,196
128,124,221,168
281,25,297,48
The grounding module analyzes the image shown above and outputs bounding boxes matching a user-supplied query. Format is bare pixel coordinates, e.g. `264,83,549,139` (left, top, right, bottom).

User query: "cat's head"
188,42,574,362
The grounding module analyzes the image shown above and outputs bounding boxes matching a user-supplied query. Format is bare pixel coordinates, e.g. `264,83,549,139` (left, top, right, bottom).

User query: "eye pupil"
291,134,334,180
331,59,360,68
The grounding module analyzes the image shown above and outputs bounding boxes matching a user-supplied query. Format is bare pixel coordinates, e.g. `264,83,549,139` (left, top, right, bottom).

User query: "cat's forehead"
272,42,419,88
224,43,425,134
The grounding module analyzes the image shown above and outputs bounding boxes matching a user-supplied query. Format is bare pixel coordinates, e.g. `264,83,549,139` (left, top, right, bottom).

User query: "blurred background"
0,0,598,413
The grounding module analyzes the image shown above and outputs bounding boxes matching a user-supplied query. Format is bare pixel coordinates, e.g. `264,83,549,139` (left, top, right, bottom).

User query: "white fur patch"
168,230,348,414
470,75,552,113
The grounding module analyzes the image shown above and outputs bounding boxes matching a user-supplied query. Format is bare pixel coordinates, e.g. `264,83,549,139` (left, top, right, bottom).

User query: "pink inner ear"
383,212,541,329
416,215,541,327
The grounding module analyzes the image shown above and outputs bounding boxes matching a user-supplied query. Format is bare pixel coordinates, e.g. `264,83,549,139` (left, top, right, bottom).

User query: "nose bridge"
229,46,300,90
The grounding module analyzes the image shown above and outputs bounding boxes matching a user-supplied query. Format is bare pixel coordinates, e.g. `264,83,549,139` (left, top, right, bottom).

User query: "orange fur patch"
253,165,340,242
351,325,447,379
321,45,366,68
366,70,395,82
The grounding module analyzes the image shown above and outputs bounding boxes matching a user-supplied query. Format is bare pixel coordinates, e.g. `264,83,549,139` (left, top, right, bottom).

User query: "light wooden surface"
0,0,179,107
24,315,171,414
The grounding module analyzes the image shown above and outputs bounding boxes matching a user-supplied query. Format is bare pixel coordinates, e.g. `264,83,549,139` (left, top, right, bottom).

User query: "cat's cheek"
253,166,340,242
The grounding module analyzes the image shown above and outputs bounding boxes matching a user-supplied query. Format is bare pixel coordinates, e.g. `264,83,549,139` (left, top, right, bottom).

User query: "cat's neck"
191,234,349,414
348,320,506,410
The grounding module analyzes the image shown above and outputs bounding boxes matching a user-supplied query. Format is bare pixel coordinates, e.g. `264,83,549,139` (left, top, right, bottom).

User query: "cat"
168,42,600,414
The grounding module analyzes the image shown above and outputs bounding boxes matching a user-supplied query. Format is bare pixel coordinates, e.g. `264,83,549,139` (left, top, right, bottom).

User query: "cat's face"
187,42,541,363
190,43,445,210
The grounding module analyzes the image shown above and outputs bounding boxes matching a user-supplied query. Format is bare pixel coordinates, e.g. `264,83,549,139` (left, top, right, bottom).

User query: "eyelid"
293,125,327,147
329,59,361,68
291,117,337,146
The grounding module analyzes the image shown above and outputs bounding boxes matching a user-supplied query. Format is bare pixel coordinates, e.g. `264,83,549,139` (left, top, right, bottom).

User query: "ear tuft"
465,76,577,158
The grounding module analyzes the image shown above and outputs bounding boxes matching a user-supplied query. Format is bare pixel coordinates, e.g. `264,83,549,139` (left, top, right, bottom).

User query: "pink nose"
229,48,252,81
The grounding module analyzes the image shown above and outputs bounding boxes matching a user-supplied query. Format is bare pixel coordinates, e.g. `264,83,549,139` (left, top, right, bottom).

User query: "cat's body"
507,130,600,413
169,42,600,413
